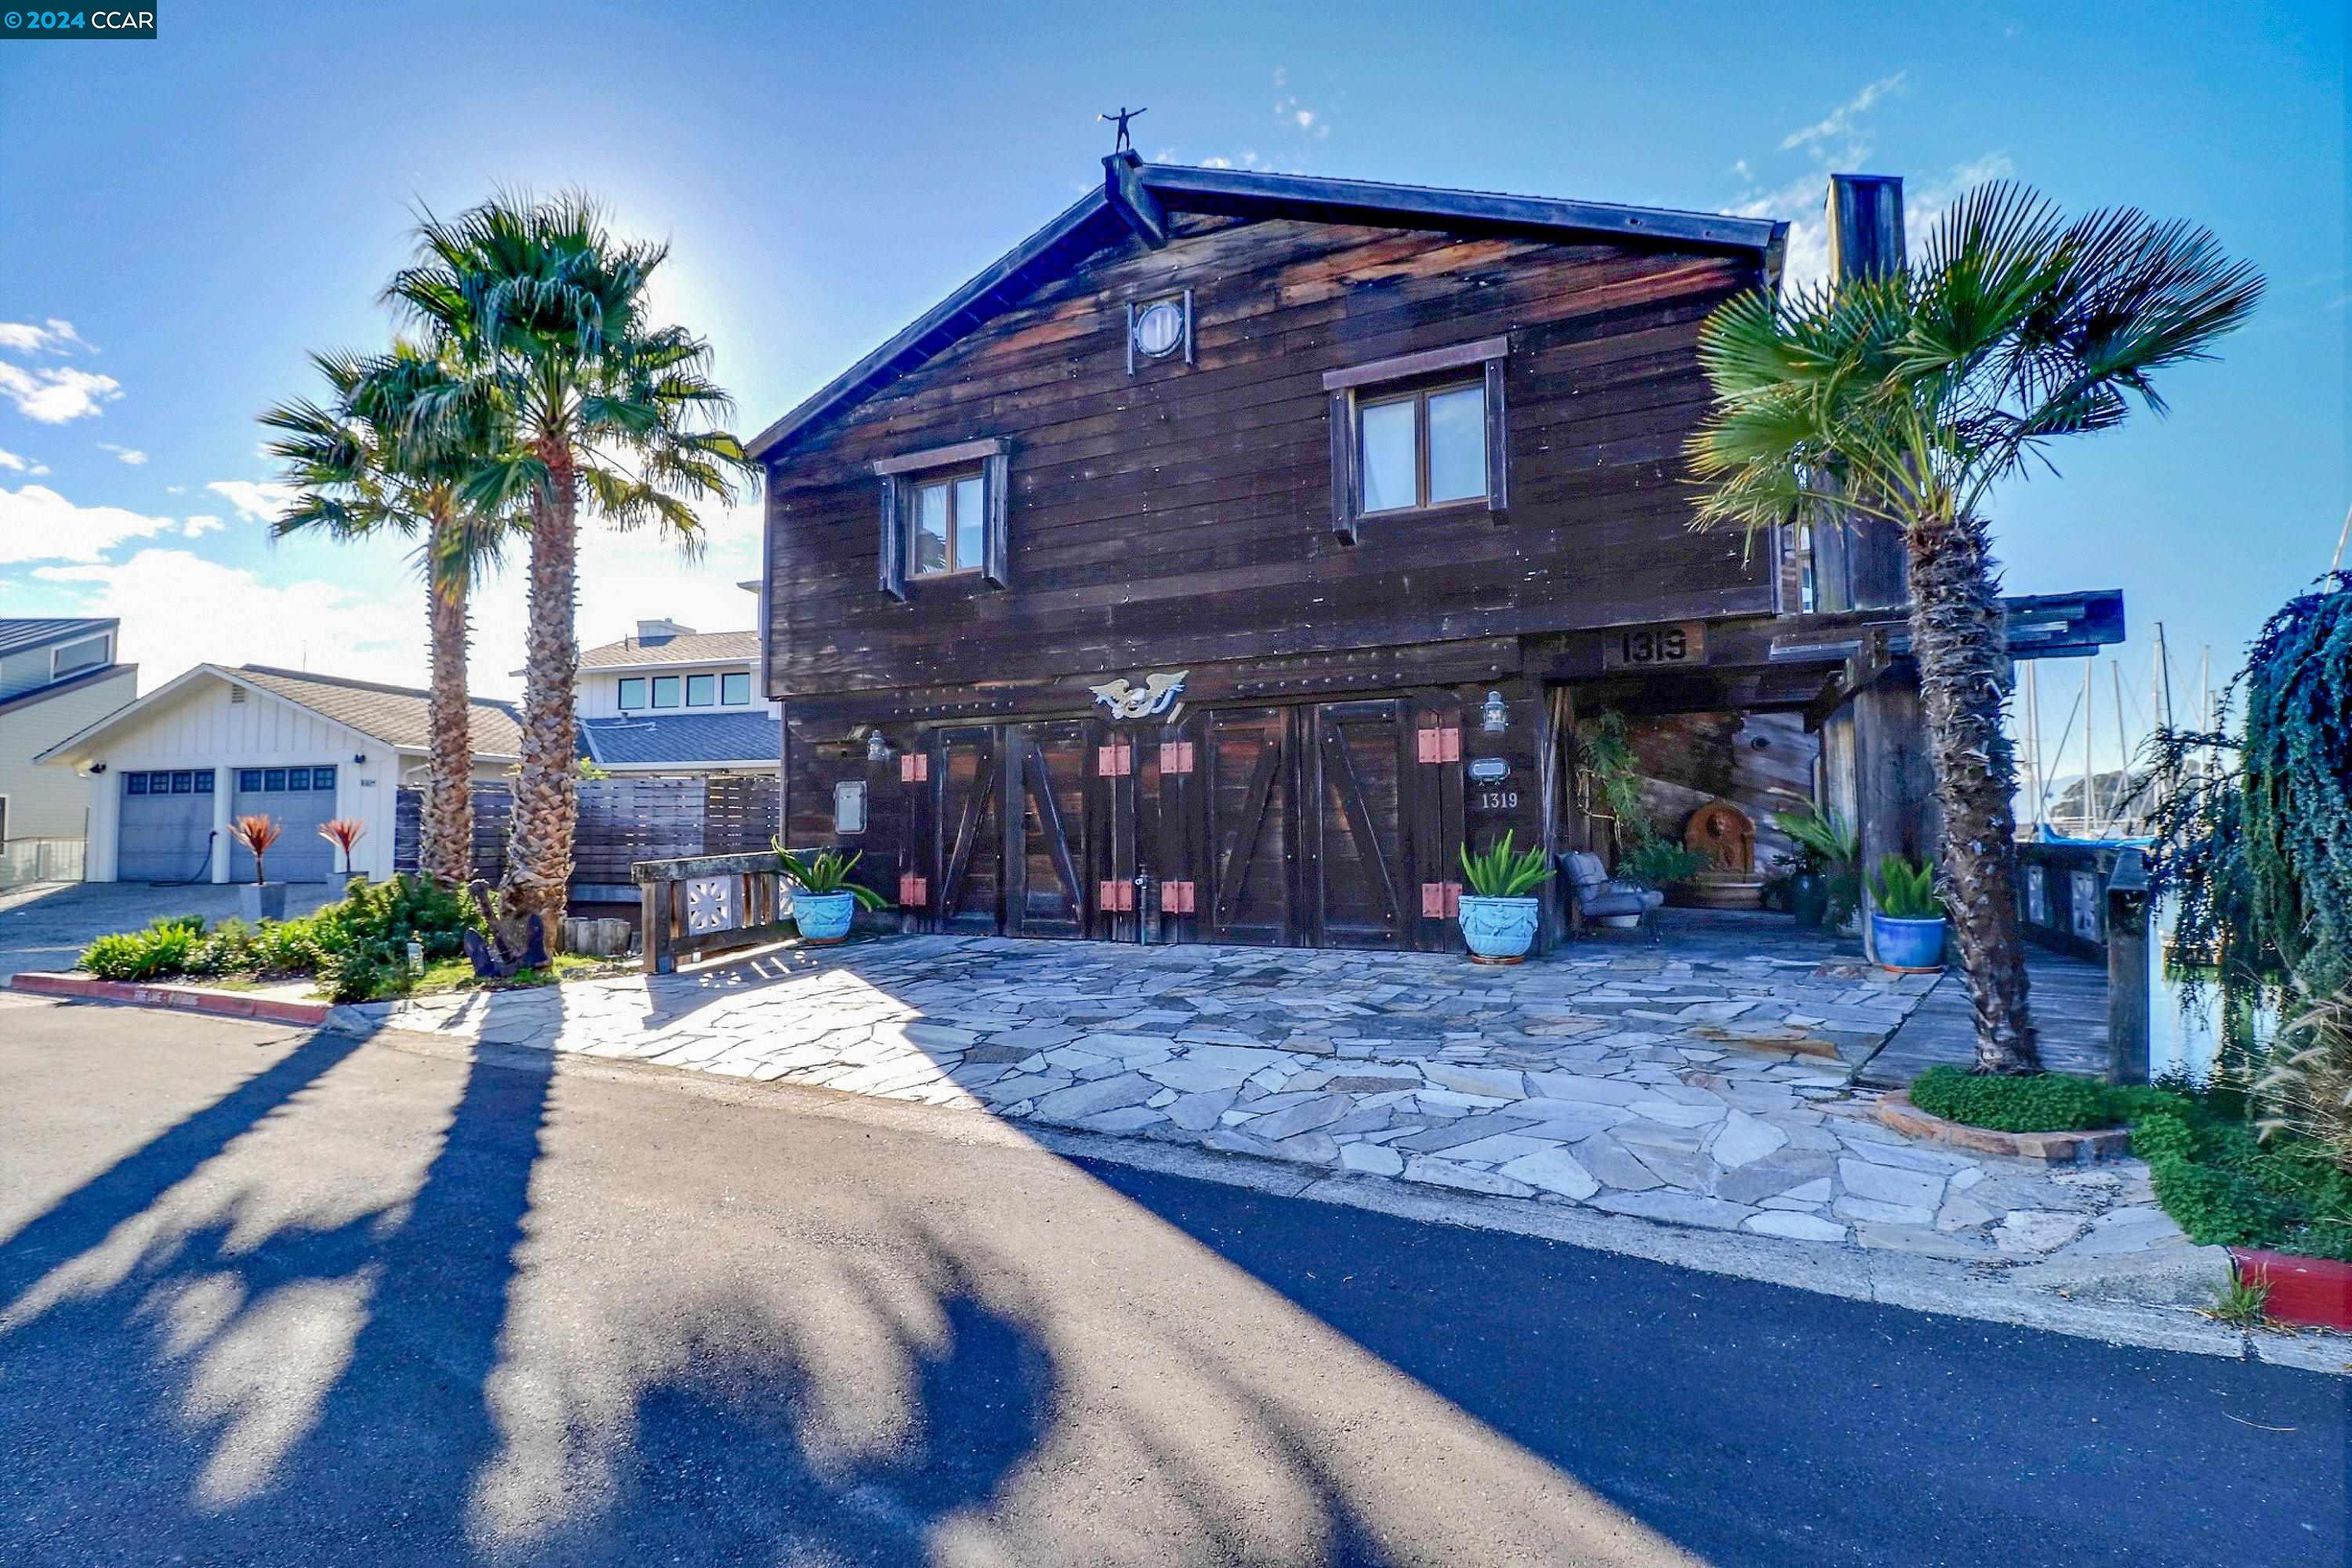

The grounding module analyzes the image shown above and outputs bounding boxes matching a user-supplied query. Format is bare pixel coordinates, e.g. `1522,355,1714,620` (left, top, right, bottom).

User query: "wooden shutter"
982,450,1011,587
878,477,907,601
1484,356,1510,518
1327,390,1359,543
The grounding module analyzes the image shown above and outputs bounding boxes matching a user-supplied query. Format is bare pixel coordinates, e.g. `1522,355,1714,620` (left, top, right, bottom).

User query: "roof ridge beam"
1102,151,1169,249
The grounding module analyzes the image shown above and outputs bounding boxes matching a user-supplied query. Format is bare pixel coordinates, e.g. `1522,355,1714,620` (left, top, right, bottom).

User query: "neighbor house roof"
235,666,525,757
0,617,117,658
575,630,762,671
35,662,524,764
747,155,1790,459
577,712,781,770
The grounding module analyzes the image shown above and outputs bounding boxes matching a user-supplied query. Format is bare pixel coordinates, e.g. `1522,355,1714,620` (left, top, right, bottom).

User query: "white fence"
0,837,85,891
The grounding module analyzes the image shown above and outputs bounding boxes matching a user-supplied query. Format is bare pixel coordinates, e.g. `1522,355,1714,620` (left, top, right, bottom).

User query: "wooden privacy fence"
2016,839,2153,1083
394,776,779,899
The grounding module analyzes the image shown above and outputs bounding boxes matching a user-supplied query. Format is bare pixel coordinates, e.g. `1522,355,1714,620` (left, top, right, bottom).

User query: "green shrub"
1907,1066,2144,1131
78,916,206,981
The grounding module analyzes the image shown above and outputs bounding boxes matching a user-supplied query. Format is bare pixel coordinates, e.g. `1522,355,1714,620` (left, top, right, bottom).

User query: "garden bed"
1892,1066,2352,1269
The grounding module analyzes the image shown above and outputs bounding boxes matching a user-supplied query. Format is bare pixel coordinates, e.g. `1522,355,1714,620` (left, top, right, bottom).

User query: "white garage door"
230,765,341,883
118,769,216,884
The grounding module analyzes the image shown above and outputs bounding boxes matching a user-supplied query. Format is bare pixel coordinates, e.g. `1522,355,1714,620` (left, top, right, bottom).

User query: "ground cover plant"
77,874,485,1002
1909,1065,2352,1259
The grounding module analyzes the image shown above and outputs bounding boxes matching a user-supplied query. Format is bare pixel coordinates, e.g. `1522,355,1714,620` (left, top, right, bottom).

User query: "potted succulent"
230,814,289,922
1869,854,1948,971
1771,803,1860,931
775,844,891,944
1457,831,1553,963
318,817,367,882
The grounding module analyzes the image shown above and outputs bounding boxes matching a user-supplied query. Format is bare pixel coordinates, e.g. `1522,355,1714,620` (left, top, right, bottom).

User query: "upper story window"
618,677,647,710
50,632,110,679
685,673,716,707
873,437,1010,600
651,675,681,709
911,472,986,577
721,671,751,706
1323,336,1510,541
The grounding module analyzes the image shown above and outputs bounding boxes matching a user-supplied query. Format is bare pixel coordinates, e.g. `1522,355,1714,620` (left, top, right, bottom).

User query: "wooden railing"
2016,839,2154,1083
632,851,796,975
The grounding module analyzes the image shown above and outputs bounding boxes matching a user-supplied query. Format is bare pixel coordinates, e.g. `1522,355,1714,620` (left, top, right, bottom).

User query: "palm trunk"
499,452,579,947
1905,513,2040,1073
421,517,476,888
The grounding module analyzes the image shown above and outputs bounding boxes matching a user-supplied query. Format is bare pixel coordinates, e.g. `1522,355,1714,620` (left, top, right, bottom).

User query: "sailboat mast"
2081,659,2097,836
2111,659,2130,832
2022,662,2044,835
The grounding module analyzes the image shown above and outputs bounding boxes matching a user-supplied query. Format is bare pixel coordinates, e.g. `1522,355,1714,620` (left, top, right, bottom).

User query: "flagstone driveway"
333,927,2190,1267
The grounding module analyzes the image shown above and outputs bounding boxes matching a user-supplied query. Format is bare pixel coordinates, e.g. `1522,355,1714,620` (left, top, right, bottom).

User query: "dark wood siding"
762,213,1771,700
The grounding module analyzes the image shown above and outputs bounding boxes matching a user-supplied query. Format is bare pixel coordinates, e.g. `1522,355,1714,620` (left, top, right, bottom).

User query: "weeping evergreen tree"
1688,184,2262,1074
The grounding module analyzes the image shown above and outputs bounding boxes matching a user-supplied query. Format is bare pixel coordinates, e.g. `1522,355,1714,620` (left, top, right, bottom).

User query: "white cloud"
0,361,122,423
1201,156,1233,169
1273,96,1329,140
1780,71,1907,152
164,483,186,494
0,483,179,564
205,478,297,524
0,318,93,355
182,514,225,538
100,442,148,465
34,550,425,688
0,447,24,471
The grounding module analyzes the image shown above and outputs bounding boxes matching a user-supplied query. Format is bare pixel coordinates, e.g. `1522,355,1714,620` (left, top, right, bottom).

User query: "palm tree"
1689,184,2261,1073
386,193,755,942
260,343,513,888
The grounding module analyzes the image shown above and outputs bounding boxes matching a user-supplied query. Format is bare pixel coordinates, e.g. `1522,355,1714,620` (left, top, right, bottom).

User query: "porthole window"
1127,292,1192,372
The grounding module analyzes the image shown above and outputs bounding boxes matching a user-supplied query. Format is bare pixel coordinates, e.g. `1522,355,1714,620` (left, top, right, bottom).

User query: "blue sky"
2,0,2342,787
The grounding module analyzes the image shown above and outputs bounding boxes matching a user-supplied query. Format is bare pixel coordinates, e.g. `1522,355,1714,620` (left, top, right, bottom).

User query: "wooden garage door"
1004,720,1089,938
1305,700,1416,949
1201,707,1294,946
929,728,1001,934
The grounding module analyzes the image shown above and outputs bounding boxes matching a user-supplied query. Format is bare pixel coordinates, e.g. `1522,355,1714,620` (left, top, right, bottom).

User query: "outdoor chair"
1562,851,1666,943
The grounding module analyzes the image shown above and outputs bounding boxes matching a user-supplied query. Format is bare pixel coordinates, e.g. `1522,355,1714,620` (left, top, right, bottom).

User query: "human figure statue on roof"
1098,106,1146,154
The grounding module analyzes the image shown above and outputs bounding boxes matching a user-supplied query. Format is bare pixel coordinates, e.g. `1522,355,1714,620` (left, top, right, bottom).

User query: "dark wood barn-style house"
749,155,2121,957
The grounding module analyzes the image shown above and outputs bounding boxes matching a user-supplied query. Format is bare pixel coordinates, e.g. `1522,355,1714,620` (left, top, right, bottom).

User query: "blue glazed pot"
1872,913,1947,971
1459,895,1541,963
793,891,856,944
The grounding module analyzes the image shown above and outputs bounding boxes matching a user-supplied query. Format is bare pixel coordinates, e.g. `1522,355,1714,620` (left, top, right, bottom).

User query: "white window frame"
49,632,111,681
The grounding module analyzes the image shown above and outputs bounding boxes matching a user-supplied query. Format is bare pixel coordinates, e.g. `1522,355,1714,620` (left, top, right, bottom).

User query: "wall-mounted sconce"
1479,690,1509,734
89,761,107,775
866,730,892,764
352,753,368,764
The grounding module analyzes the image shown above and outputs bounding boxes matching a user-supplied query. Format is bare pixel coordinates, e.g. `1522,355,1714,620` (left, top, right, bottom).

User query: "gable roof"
0,617,116,659
234,666,525,757
577,629,761,670
35,662,524,764
578,711,781,769
747,155,1788,460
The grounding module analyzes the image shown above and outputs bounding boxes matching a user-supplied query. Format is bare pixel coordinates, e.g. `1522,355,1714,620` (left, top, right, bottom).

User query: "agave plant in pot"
1870,854,1948,971
1770,803,1860,931
1458,831,1553,964
775,844,891,944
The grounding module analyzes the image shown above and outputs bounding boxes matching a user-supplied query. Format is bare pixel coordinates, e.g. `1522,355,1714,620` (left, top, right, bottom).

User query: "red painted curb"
2234,1247,2352,1332
9,971,331,1027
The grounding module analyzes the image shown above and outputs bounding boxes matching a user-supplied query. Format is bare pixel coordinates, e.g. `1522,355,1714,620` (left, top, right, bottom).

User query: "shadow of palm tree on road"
0,995,1062,1565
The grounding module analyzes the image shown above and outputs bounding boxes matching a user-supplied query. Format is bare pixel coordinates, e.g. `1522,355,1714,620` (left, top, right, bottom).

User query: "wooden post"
641,876,670,975
2105,848,2153,1084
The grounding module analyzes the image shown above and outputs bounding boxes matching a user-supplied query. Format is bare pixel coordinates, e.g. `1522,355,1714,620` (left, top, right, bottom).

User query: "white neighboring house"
0,618,139,860
570,619,780,778
37,664,521,885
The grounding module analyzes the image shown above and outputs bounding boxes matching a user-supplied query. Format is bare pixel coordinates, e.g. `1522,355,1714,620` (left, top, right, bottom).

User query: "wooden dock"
1857,945,2112,1086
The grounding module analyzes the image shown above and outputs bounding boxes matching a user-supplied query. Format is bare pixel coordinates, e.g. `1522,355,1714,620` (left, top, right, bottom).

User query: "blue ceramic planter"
793,891,856,944
1871,913,1947,971
1460,895,1540,963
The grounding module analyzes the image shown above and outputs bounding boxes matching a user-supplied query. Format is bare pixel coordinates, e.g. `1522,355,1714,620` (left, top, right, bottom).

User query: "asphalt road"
0,996,2340,1567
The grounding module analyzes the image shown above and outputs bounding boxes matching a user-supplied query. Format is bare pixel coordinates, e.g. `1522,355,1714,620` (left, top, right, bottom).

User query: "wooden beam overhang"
1102,151,1170,248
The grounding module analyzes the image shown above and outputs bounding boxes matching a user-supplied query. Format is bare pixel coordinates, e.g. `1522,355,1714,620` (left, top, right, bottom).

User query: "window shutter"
982,451,1011,587
1483,357,1510,517
877,477,907,601
1327,389,1359,543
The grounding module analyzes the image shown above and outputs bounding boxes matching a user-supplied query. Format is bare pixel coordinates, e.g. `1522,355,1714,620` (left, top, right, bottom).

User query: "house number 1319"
1478,789,1519,810
1602,621,1705,670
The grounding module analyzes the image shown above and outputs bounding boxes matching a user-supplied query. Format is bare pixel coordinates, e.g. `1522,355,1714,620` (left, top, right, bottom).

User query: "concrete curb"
1876,1092,2131,1164
9,971,332,1027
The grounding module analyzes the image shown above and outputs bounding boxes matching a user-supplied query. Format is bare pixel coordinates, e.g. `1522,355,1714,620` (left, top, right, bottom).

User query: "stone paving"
334,924,2192,1268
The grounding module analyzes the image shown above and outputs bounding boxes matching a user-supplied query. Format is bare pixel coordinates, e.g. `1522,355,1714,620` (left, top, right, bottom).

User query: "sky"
2,0,2343,791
